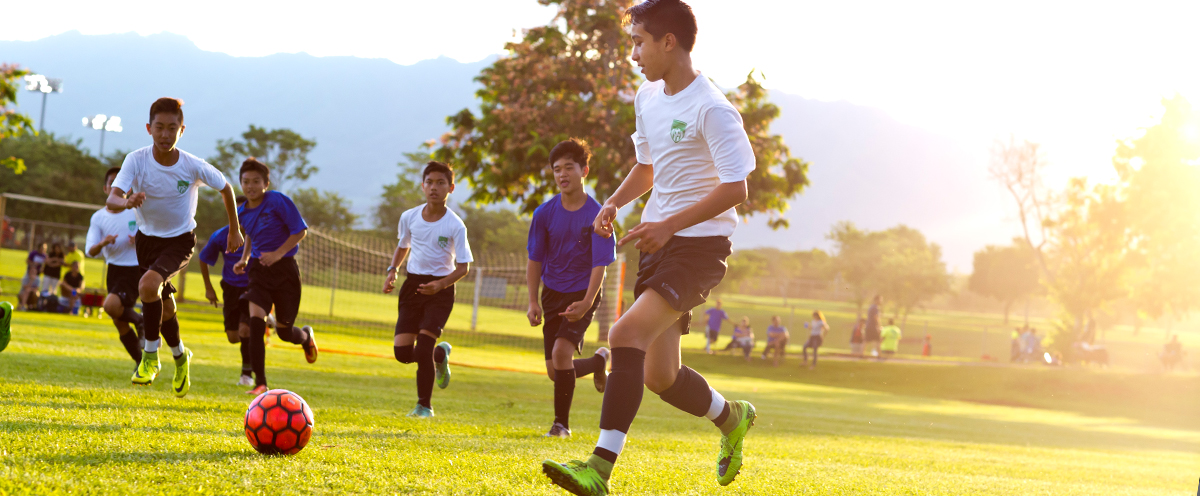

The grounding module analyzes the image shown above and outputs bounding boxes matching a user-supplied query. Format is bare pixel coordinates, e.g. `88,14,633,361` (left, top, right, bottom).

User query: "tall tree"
0,134,108,225
1,64,34,174
374,152,430,233
210,125,317,190
828,221,887,316
989,135,1054,282
291,187,359,233
460,205,531,255
875,225,950,325
969,241,1039,324
434,0,810,224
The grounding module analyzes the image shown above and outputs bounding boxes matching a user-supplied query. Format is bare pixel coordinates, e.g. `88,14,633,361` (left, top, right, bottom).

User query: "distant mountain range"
1,31,1013,269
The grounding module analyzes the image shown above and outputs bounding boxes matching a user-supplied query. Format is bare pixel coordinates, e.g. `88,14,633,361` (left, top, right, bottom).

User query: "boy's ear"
581,165,590,178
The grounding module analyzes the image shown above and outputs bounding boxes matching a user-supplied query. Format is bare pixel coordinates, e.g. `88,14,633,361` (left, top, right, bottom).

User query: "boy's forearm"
439,263,470,287
604,162,654,209
220,184,239,226
200,263,214,290
272,230,307,257
660,180,747,234
239,237,253,264
526,260,542,304
582,265,606,305
390,246,409,270
106,188,128,212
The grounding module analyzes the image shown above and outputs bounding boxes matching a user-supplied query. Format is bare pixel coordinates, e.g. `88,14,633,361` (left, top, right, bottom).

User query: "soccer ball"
244,389,314,455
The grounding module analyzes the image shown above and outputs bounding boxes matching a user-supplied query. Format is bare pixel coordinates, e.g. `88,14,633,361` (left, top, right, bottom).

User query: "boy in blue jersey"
526,139,617,438
198,196,257,386
703,299,732,354
233,158,318,395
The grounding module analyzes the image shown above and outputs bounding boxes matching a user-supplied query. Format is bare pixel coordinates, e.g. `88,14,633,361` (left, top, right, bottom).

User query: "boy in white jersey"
382,161,473,418
542,1,758,494
106,97,243,398
87,166,146,368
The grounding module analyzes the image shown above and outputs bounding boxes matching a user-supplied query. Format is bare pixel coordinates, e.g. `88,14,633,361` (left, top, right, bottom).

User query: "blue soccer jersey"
527,195,617,293
237,191,308,259
198,225,249,287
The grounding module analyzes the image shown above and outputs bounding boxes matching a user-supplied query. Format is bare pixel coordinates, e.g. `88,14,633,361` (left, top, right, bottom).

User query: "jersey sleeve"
397,211,412,248
700,105,756,183
275,193,309,235
197,228,225,266
194,158,229,190
111,155,137,193
630,85,652,164
591,227,616,268
85,213,103,257
527,206,547,262
455,220,474,264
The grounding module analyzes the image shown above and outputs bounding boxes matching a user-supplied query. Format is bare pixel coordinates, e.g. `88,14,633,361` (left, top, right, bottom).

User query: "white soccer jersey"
86,208,140,266
110,146,228,238
397,205,474,277
631,73,756,238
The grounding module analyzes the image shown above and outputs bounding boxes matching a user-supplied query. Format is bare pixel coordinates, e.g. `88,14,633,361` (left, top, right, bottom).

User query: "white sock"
704,388,727,420
144,338,161,353
170,343,185,357
595,429,627,456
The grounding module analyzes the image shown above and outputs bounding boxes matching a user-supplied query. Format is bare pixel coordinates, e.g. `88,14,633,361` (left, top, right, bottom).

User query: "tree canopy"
210,125,317,189
291,187,359,233
1,64,35,175
829,222,949,319
968,240,1039,324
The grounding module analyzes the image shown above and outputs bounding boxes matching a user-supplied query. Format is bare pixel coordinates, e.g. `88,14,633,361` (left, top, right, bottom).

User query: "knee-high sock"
592,347,646,464
554,368,577,429
117,329,142,364
249,317,267,387
414,334,437,408
657,365,730,430
572,353,605,378
277,325,308,345
121,307,143,326
394,344,414,363
161,316,182,353
141,299,163,348
239,340,252,376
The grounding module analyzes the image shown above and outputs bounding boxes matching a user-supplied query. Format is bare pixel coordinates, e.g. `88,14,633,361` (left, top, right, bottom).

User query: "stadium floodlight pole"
23,74,64,132
82,115,123,156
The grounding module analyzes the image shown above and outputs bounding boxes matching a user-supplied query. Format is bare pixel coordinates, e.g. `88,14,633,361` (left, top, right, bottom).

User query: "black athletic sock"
118,331,142,364
657,366,718,417
553,368,576,429
249,317,267,387
593,347,646,464
121,307,143,326
572,353,605,378
394,344,415,363
161,316,181,353
278,325,308,345
142,299,162,343
713,403,732,427
415,334,437,408
240,340,252,376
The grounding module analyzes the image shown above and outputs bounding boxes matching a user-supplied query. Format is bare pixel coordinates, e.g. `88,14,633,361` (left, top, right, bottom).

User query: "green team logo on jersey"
176,180,189,194
438,236,449,248
127,221,137,232
670,119,687,143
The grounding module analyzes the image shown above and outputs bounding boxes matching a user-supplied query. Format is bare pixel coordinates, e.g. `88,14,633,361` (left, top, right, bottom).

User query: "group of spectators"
16,241,88,314
848,295,903,358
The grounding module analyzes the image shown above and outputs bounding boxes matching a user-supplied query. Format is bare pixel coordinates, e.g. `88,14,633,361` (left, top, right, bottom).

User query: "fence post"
28,223,36,251
471,266,483,332
328,252,339,317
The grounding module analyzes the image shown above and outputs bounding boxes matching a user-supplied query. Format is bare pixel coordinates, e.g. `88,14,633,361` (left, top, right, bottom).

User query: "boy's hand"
125,192,146,209
559,300,589,322
101,234,118,246
417,279,446,295
619,221,673,254
260,250,283,267
226,229,244,253
204,287,219,306
383,272,397,294
233,260,247,275
527,303,543,326
593,202,618,238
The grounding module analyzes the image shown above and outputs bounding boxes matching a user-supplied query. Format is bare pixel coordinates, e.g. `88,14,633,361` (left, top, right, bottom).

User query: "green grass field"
2,302,1199,494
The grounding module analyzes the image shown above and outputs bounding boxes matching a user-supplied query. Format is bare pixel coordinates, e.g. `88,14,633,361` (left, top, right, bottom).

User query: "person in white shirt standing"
542,1,758,494
87,166,147,368
106,97,243,398
382,161,473,418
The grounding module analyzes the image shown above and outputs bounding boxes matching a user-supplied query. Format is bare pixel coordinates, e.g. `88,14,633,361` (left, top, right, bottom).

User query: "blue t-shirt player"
525,139,617,438
198,222,259,374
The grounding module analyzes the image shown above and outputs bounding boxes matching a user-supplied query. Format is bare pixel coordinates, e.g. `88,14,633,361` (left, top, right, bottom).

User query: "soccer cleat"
237,375,254,387
407,404,435,418
541,459,608,496
593,347,610,393
246,384,268,395
544,422,571,438
301,325,318,363
172,348,193,398
716,400,757,486
435,342,452,389
132,350,161,386
0,301,13,352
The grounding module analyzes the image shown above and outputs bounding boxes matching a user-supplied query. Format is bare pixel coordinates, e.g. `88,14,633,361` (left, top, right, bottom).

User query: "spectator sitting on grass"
879,318,902,359
63,241,86,278
57,262,85,315
850,317,865,356
18,242,48,311
40,243,65,298
722,316,755,362
760,315,789,366
1021,328,1043,362
1161,335,1184,372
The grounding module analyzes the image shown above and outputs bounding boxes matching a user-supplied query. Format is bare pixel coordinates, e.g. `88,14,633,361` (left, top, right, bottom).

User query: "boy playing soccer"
542,1,758,493
106,97,243,397
382,161,472,418
526,138,616,438
233,158,318,395
87,166,147,367
198,196,258,386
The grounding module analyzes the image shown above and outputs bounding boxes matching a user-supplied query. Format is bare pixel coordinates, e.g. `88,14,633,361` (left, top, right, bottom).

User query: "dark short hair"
104,166,121,184
423,161,454,183
549,138,591,169
149,97,184,124
627,0,698,52
239,158,270,184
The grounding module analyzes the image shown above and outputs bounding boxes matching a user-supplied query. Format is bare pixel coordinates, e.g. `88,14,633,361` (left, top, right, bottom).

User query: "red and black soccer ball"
244,389,314,455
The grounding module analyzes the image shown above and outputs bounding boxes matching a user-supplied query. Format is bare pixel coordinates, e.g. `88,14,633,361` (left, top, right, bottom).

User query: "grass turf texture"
2,307,1198,494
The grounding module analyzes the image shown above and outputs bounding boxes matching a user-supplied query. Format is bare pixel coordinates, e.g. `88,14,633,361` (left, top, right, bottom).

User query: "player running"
86,166,147,368
382,161,472,418
106,97,243,397
198,196,259,386
527,138,616,438
542,1,758,493
233,158,318,395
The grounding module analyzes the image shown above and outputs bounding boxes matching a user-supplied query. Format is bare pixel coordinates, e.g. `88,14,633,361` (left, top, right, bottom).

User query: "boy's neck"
152,146,179,167
247,195,266,209
560,188,587,211
423,201,448,220
662,57,698,96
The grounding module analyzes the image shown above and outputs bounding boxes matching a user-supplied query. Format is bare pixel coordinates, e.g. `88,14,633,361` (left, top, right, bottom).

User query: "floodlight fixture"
82,114,122,156
23,74,64,132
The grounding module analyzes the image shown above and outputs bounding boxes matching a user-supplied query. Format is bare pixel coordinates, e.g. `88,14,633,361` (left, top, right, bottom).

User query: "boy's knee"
225,330,240,343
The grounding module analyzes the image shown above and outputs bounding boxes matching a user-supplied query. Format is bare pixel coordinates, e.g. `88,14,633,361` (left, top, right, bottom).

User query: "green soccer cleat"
541,459,608,496
172,348,193,398
435,342,452,389
716,400,757,486
132,350,161,386
0,301,13,352
406,403,435,418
